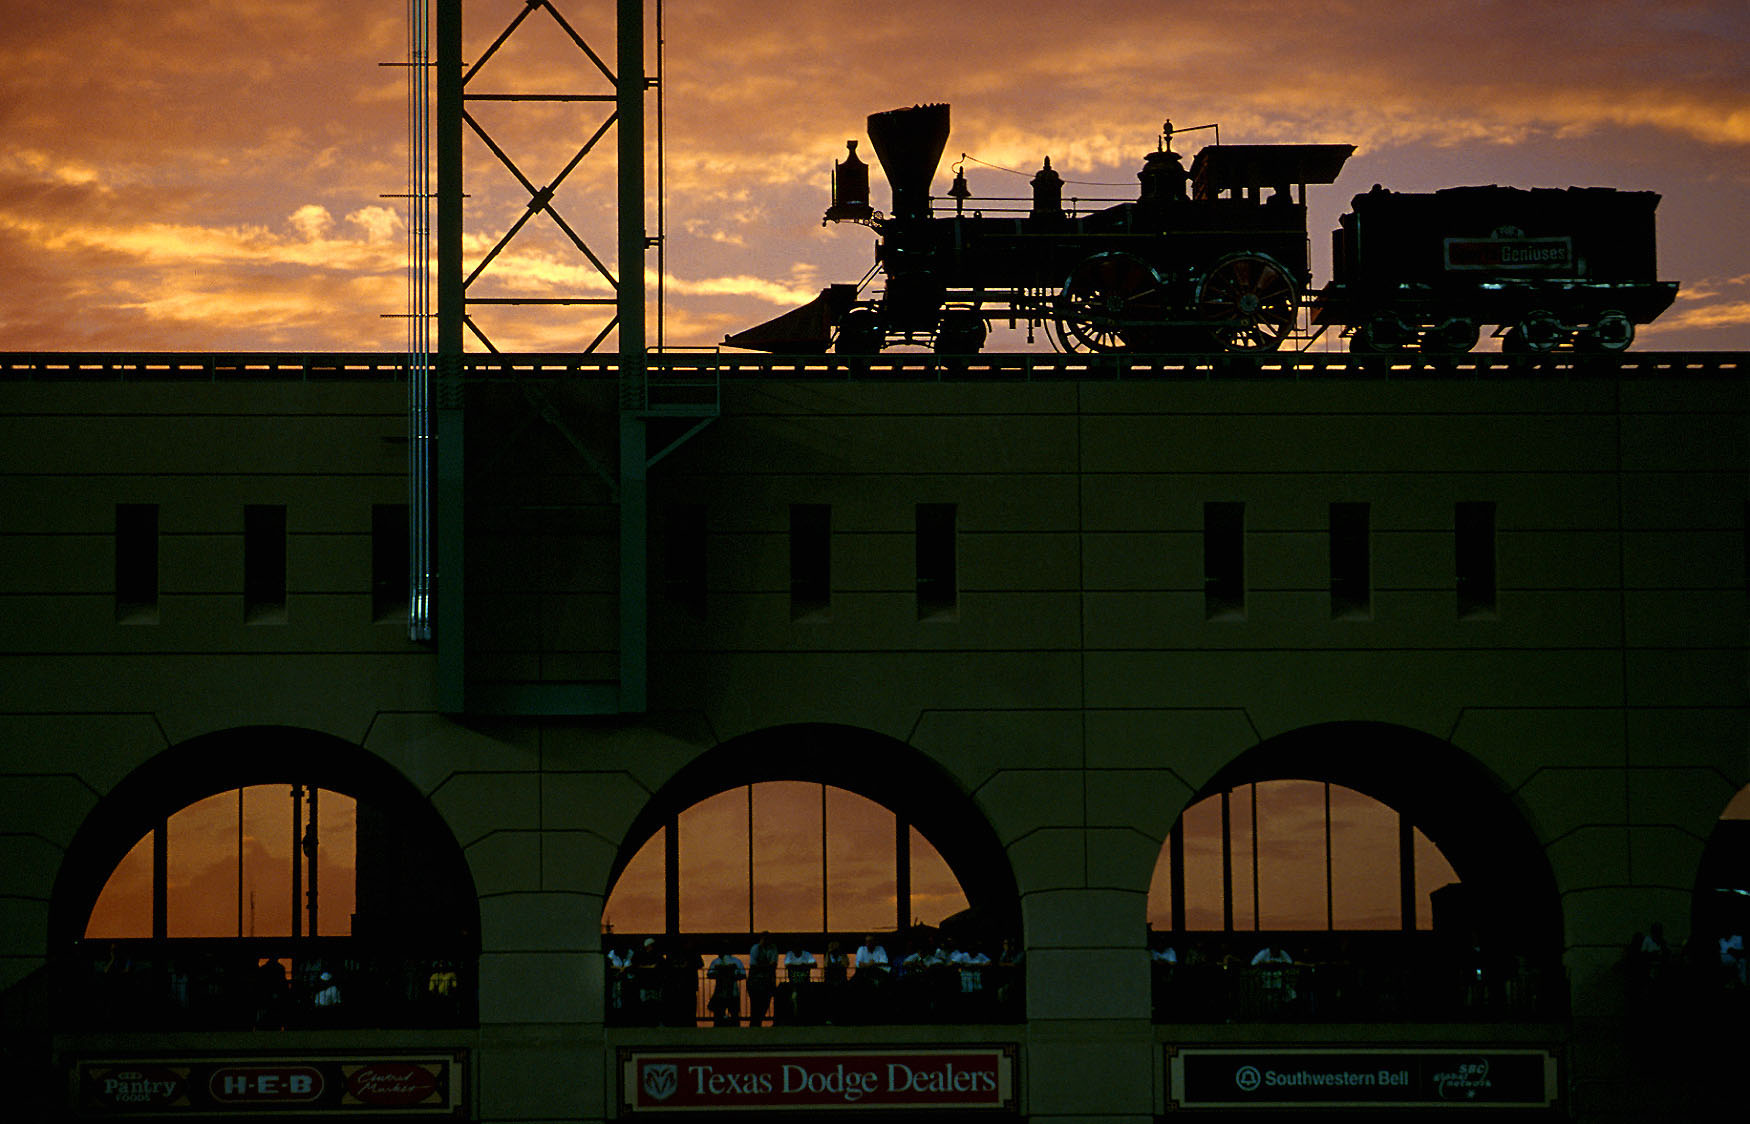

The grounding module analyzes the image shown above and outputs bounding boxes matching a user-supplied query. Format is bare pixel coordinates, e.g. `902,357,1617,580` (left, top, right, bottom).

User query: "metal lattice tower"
413,0,654,713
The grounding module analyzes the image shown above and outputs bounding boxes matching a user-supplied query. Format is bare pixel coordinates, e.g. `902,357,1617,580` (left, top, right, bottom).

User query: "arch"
1190,721,1561,953
1692,783,1750,956
51,725,480,951
608,723,1020,933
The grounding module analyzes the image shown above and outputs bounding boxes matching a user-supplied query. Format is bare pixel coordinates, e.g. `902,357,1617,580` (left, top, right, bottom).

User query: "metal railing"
606,959,1025,1028
61,939,477,1031
2,350,1743,383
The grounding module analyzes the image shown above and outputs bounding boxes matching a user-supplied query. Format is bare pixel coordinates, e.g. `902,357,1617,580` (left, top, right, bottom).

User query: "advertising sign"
1168,1047,1558,1110
73,1052,465,1118
1443,232,1574,271
620,1046,1016,1113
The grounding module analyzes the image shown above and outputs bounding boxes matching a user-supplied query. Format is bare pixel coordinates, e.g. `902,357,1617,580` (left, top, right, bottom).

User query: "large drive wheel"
1196,253,1298,351
1053,252,1168,353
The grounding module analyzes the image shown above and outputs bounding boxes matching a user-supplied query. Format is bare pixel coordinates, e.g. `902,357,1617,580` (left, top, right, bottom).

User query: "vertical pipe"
895,818,911,933
435,0,465,710
236,787,244,938
290,785,304,940
663,812,680,934
152,819,167,941
820,783,829,935
617,0,648,713
307,786,321,938
1168,818,1185,932
1219,790,1233,932
1399,811,1417,931
1250,784,1260,931
746,785,755,931
1323,782,1334,931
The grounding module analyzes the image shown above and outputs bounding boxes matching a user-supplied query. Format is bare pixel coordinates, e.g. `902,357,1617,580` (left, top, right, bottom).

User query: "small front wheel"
834,307,883,354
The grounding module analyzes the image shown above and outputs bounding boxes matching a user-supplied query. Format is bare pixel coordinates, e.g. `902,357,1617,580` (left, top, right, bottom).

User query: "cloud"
288,204,334,241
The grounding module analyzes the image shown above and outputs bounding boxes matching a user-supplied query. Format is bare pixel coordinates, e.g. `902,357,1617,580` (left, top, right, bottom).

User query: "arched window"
1145,776,1566,1023
605,781,969,935
603,780,1023,1028
87,785,355,940
58,730,480,1032
1147,780,1457,932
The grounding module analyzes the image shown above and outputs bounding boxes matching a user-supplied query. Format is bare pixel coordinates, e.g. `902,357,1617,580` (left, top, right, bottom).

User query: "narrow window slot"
1203,502,1245,621
244,504,287,624
115,503,159,624
916,503,958,620
372,504,410,623
789,504,830,620
663,503,707,619
1329,502,1371,620
1455,501,1497,619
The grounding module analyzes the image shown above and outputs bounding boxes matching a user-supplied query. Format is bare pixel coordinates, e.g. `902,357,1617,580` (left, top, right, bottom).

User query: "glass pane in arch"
678,787,751,932
1329,783,1400,930
84,786,357,940
605,830,665,936
1255,780,1329,929
1180,795,1225,930
1414,827,1459,930
167,791,238,937
86,833,152,939
617,782,972,936
1150,780,1461,933
908,825,969,927
751,781,825,932
825,786,896,933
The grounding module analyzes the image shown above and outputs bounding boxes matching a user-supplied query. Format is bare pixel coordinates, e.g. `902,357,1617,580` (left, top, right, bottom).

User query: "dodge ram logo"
642,1063,678,1102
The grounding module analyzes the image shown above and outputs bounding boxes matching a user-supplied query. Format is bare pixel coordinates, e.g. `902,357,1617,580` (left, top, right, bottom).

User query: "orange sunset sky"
2,0,1748,354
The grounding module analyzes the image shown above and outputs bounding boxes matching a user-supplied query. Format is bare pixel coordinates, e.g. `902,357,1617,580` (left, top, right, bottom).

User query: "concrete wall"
2,366,1744,1123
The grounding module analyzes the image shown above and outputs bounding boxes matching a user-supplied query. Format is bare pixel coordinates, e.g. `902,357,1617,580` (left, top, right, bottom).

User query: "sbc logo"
1234,1065,1262,1093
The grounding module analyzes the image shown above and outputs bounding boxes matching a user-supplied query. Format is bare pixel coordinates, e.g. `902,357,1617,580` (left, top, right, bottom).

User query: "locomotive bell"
866,103,951,221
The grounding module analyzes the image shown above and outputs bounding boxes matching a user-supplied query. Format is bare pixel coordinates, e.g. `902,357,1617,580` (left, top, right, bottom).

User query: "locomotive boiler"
724,103,1677,355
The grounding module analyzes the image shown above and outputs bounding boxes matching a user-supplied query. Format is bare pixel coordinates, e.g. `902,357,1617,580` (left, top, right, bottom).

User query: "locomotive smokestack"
866,103,951,221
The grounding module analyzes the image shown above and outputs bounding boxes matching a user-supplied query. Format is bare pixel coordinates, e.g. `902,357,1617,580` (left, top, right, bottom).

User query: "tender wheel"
834,307,883,354
934,310,987,355
1349,314,1412,354
1196,253,1298,352
1428,318,1479,353
1575,310,1634,352
1054,252,1168,353
1502,310,1564,354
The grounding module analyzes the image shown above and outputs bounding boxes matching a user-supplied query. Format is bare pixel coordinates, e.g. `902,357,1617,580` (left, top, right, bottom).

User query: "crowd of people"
605,931,1023,1026
1625,922,1748,1005
74,941,471,1029
1147,934,1566,1022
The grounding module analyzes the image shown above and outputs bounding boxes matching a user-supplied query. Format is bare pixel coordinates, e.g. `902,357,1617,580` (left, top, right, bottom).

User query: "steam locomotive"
725,103,1677,355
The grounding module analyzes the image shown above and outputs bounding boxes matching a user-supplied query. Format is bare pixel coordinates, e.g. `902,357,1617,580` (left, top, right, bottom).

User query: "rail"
1,350,1743,382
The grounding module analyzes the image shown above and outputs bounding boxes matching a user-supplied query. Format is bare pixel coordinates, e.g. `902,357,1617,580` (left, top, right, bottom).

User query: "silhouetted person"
747,933,779,1026
630,938,663,1025
783,946,815,1023
254,957,289,1029
706,950,744,1026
